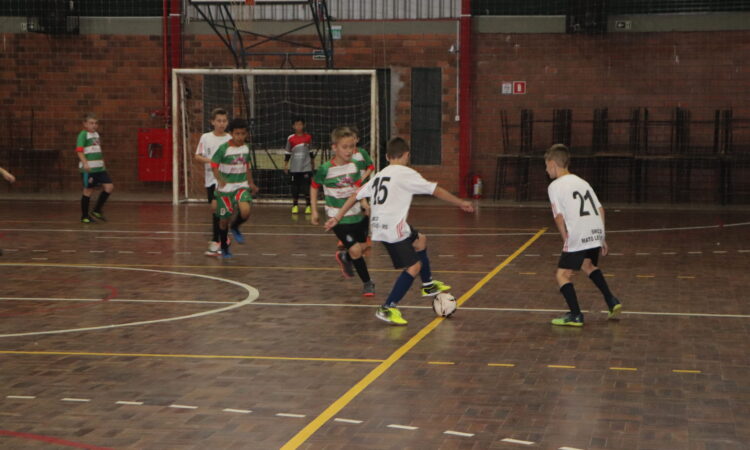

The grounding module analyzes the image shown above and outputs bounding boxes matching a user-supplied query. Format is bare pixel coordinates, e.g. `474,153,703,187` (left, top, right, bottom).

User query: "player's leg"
376,240,422,326
80,172,95,223
290,173,300,213
230,190,251,244
215,193,234,258
302,173,312,214
581,253,622,319
347,220,374,296
551,251,585,327
91,172,113,220
411,232,450,296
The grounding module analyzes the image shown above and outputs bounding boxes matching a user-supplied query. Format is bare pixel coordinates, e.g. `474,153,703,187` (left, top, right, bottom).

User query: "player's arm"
310,184,321,225
433,186,474,213
194,138,212,164
283,138,291,173
247,164,259,194
211,164,224,189
598,206,608,255
324,193,359,231
553,212,568,243
0,166,15,183
76,135,91,171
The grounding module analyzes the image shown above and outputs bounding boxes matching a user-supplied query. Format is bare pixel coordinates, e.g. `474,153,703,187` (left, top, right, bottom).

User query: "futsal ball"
432,292,457,317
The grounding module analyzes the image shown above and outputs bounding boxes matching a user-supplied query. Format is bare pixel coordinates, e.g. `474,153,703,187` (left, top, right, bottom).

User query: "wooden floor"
1,200,749,450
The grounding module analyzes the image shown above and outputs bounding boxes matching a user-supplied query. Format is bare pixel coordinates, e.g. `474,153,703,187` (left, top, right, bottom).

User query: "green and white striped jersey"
312,159,366,224
76,130,105,173
211,142,251,193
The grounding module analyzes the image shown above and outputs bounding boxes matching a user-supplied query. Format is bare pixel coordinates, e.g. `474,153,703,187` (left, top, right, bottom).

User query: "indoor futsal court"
2,0,750,449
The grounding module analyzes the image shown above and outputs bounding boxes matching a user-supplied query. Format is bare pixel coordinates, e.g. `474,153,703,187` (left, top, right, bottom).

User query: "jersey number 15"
371,177,391,205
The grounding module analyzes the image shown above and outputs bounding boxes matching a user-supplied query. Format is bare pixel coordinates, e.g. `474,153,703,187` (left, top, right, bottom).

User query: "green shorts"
214,188,253,219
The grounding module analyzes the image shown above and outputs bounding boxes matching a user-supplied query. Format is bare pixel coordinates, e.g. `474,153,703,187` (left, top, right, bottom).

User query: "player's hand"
601,241,609,256
283,168,288,175
459,201,474,213
323,217,339,231
250,183,260,195
2,173,15,183
83,162,91,171
310,209,319,225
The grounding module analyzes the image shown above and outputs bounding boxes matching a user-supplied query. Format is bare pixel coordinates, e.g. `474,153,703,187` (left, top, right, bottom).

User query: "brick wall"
474,31,750,202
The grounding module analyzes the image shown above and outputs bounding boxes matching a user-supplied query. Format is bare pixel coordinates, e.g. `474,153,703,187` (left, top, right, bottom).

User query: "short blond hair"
330,126,356,144
545,143,570,168
82,112,97,121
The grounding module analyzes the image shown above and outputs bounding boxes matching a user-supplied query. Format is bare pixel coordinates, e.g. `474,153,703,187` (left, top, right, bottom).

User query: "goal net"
172,68,379,204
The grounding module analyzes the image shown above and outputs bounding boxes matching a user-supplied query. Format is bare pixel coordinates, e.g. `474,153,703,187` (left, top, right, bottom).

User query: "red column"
458,0,473,197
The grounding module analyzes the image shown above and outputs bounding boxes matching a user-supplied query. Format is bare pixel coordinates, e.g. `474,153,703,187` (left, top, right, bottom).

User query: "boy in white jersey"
211,118,259,258
546,144,622,327
194,108,231,256
327,137,474,325
76,113,113,223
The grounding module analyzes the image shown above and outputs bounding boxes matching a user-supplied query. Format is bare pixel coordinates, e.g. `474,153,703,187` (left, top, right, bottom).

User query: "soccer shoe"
375,306,408,325
291,205,299,214
421,280,451,297
91,211,107,221
230,227,245,244
208,241,221,252
335,251,354,278
221,248,233,258
81,216,96,224
336,240,345,251
550,312,584,327
304,205,312,215
362,281,375,297
608,298,622,320
204,249,221,257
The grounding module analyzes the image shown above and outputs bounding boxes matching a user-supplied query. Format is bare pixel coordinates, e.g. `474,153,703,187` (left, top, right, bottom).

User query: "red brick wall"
0,30,459,195
474,31,750,201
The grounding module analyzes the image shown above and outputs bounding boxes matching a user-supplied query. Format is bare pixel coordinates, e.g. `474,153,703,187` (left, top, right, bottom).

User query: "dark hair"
330,126,356,144
545,143,570,168
82,112,97,121
292,116,305,125
386,137,410,159
227,118,249,132
210,108,228,120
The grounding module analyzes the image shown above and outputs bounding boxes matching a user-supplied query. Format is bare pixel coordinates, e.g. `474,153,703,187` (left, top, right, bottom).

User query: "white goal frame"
171,68,380,205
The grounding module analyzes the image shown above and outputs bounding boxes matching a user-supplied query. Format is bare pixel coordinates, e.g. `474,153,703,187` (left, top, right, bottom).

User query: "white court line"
502,438,535,445
118,251,134,254
0,264,258,339
496,254,510,257
3,249,18,252
688,251,702,254
32,250,48,253
276,413,306,418
0,297,235,305
524,254,540,257
635,253,650,256
175,252,191,255
6,395,35,399
62,398,90,402
334,418,363,424
116,401,143,406
89,250,105,253
559,447,584,450
170,404,197,409
291,253,307,257
387,424,419,431
662,252,677,255
234,253,248,256
713,251,727,254
223,408,252,414
147,251,162,254
262,253,278,256
444,430,475,437
738,249,750,253
467,254,483,257
609,253,623,256
438,254,454,257
31,258,47,261
61,250,77,253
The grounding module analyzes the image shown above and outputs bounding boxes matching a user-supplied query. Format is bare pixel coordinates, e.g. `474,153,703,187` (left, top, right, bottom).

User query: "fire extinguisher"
472,175,483,199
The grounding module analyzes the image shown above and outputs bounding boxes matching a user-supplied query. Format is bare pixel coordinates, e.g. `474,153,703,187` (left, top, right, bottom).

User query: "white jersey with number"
356,164,437,243
548,174,605,252
196,132,231,187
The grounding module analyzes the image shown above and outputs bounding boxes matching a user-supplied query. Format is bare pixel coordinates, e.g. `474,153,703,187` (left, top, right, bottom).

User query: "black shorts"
290,172,312,183
382,229,420,269
82,171,112,189
206,184,216,203
332,219,369,250
558,247,600,270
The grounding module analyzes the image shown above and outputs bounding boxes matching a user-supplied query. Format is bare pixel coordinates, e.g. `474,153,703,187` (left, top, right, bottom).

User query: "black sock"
351,256,371,283
212,214,220,242
81,195,90,218
93,191,110,213
231,214,247,231
589,269,615,308
219,228,229,250
560,283,581,316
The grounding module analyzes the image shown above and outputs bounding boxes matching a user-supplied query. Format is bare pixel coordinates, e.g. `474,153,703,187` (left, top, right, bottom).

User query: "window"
410,68,442,165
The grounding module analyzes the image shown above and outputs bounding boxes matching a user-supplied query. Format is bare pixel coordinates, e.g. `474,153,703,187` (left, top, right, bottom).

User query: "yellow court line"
547,365,576,369
280,227,547,450
673,369,702,374
677,276,696,279
609,367,638,371
488,363,515,367
518,272,537,275
636,275,656,278
0,350,383,364
427,361,455,365
0,262,487,275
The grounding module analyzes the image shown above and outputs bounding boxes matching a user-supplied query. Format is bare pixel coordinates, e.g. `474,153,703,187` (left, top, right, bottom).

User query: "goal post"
171,68,379,205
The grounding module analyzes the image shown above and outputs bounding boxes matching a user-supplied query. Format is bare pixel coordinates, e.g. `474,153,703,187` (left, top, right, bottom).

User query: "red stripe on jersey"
211,162,220,168
221,196,233,214
311,180,321,189
76,146,84,153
